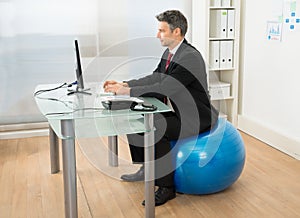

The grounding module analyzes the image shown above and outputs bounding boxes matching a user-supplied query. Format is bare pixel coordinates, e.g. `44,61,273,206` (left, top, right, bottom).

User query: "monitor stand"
67,87,92,96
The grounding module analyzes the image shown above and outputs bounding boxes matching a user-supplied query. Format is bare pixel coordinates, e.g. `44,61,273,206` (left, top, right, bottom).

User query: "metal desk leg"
49,125,60,174
144,114,155,218
108,135,118,167
61,120,78,218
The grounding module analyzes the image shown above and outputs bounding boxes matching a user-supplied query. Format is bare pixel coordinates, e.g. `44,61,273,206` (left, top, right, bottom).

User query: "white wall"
98,0,192,53
239,0,300,159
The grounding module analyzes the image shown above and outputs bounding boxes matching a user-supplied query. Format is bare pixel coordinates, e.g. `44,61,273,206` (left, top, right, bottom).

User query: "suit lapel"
163,39,189,74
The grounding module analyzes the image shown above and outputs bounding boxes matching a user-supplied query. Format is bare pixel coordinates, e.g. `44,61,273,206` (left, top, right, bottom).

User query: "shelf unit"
192,0,240,126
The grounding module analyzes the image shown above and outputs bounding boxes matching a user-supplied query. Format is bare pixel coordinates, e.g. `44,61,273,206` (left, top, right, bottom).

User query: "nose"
156,32,160,38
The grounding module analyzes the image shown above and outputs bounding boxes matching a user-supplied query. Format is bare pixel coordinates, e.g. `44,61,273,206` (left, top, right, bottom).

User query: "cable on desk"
36,96,76,110
44,107,104,117
33,83,68,96
34,82,79,110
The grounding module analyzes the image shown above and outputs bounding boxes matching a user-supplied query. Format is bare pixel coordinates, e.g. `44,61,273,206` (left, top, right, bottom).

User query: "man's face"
156,21,177,48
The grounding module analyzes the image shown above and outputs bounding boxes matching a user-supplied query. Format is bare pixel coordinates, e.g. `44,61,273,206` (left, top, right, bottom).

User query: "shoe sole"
120,177,144,182
142,194,176,206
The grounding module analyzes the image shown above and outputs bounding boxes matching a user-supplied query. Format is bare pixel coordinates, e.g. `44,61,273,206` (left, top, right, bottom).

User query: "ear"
173,27,181,36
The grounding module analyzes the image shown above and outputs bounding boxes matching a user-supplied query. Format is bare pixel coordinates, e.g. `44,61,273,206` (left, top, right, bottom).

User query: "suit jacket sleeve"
128,49,206,98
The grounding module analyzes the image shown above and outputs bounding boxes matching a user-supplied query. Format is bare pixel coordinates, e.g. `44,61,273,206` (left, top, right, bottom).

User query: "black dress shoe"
120,165,144,182
142,187,176,206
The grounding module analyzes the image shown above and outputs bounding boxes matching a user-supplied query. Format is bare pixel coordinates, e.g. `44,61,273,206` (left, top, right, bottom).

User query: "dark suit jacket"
127,39,219,137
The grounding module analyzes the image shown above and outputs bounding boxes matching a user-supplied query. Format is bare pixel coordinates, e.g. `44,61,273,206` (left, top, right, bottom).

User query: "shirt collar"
169,38,184,56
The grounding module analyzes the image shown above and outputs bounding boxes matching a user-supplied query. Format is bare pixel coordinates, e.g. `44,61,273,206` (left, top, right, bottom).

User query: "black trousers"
127,112,182,187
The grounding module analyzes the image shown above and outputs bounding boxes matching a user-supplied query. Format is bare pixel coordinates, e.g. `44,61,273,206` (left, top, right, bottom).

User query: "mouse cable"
33,82,68,97
35,96,75,110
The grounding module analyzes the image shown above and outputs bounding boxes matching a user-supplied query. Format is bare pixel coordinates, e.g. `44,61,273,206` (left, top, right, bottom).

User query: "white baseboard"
0,122,48,131
238,115,300,160
0,129,49,139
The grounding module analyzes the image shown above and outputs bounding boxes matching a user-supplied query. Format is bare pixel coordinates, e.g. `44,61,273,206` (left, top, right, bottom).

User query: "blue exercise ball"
171,118,245,194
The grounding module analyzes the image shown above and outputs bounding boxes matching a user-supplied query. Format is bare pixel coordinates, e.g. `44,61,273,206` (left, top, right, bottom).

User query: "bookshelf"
192,0,241,126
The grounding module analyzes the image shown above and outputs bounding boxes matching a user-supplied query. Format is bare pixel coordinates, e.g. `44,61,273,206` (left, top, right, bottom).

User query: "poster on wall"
266,0,300,41
267,21,283,41
266,0,284,41
283,0,300,31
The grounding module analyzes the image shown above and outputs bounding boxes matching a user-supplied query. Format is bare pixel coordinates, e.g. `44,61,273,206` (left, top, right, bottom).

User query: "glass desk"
34,83,170,218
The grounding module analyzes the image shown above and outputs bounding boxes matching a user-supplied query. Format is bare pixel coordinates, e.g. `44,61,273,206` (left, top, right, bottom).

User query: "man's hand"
103,80,117,88
103,81,130,95
103,80,129,89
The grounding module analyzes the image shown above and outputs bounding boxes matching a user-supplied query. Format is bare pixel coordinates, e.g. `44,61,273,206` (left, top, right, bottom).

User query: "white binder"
210,10,228,38
220,40,233,69
209,41,220,69
227,10,235,38
211,0,221,7
221,0,231,7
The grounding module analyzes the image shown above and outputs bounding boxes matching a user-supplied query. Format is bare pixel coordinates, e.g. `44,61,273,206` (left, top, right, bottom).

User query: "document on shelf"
209,41,220,69
220,40,233,69
211,0,221,7
210,10,227,38
227,10,235,38
221,0,231,7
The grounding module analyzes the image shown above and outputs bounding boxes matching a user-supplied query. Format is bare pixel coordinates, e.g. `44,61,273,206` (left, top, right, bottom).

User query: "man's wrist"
122,82,129,87
124,87,131,96
117,86,131,96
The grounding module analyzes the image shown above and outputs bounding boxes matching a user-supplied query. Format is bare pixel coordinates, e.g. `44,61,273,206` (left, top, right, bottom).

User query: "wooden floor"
1,131,300,218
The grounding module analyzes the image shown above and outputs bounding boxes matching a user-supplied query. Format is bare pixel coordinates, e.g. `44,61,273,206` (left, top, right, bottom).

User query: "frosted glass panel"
0,0,191,125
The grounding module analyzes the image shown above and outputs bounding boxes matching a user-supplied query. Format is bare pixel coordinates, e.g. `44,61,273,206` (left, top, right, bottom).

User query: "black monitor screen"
74,39,84,90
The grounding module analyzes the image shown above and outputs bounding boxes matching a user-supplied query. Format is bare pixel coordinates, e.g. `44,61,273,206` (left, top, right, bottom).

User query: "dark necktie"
164,52,173,104
165,52,173,71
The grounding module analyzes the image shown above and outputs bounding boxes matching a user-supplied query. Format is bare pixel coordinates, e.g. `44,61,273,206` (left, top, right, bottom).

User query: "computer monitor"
75,39,84,90
68,39,91,95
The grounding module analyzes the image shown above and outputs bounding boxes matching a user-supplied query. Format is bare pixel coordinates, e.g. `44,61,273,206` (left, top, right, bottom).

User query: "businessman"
104,10,219,206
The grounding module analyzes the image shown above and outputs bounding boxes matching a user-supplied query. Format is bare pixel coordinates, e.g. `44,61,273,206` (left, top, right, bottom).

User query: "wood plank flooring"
0,131,300,218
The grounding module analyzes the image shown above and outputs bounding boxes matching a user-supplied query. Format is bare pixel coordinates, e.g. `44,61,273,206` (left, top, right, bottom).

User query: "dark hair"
155,10,188,36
